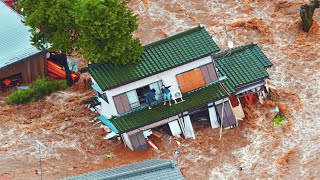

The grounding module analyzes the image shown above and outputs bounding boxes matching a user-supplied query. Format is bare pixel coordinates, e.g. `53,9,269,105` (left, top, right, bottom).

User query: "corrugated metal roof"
0,2,41,69
62,158,184,180
111,82,227,133
89,26,220,91
213,43,272,90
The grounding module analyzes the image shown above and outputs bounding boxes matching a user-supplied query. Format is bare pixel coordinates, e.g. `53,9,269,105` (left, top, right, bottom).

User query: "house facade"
88,26,273,151
0,2,47,90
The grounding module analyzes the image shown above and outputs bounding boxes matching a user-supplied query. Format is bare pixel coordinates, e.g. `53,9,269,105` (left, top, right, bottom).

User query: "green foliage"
19,0,77,53
272,115,287,126
6,78,67,104
74,0,144,64
19,0,143,65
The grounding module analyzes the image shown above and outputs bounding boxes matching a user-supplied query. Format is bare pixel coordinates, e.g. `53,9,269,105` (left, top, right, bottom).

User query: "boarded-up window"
176,68,206,93
113,94,131,114
200,63,218,84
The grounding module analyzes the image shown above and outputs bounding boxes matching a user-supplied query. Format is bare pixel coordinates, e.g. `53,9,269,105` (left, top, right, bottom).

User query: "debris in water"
173,150,181,156
272,115,287,126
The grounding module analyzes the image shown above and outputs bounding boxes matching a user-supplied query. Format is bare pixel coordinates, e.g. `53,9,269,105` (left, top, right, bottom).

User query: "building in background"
0,1,47,90
63,158,184,180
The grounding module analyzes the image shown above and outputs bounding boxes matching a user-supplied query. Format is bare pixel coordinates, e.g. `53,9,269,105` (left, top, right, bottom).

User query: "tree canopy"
19,0,144,65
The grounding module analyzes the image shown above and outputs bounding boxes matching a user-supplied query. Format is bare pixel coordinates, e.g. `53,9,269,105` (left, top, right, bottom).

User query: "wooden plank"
216,103,231,128
25,59,31,84
224,102,237,127
206,63,218,82
120,94,131,113
200,65,211,84
136,131,148,150
152,130,163,138
176,68,205,93
30,56,38,81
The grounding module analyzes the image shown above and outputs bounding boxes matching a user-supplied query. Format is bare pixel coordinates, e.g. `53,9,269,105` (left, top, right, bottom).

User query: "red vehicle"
1,77,22,92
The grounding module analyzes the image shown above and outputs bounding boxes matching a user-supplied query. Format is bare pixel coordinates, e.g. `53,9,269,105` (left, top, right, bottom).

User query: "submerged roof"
63,158,184,180
214,43,272,92
111,82,227,133
89,26,220,91
0,2,42,69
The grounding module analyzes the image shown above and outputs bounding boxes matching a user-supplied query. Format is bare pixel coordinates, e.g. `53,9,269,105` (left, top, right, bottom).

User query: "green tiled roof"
89,26,220,91
63,158,184,180
111,82,227,133
213,43,272,92
0,2,42,69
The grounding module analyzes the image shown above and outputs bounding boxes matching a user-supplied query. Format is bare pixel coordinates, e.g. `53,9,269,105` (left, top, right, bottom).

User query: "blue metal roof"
0,2,42,69
62,158,184,180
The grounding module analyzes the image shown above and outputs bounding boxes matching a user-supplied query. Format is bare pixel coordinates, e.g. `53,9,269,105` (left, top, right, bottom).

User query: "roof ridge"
144,25,203,49
212,43,256,59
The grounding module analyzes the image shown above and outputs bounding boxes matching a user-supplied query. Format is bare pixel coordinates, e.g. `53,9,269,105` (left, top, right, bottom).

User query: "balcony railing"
119,93,164,116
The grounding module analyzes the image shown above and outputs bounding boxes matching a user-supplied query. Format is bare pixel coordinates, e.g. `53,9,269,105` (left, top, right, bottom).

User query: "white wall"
97,55,213,118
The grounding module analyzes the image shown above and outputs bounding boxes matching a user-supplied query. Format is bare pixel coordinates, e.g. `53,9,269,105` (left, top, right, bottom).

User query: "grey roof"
0,2,42,69
63,158,184,180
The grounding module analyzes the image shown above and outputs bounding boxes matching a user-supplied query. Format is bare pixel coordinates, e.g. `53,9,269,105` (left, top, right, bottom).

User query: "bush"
6,78,67,104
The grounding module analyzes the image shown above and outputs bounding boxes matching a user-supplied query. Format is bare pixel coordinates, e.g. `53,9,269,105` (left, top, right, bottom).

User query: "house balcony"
109,81,229,133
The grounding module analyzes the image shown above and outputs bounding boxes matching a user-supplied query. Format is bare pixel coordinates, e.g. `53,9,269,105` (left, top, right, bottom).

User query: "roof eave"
116,93,228,134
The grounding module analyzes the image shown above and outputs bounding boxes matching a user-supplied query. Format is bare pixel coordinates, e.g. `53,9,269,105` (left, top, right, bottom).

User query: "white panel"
96,90,118,119
208,104,220,129
182,112,195,139
122,133,134,151
232,101,245,119
168,120,182,137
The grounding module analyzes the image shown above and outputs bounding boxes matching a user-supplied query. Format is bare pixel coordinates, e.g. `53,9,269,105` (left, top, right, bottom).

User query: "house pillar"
208,102,219,129
122,133,134,151
168,120,182,137
178,111,195,139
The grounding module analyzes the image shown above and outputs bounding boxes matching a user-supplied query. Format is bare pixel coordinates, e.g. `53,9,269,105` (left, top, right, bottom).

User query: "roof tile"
89,26,220,91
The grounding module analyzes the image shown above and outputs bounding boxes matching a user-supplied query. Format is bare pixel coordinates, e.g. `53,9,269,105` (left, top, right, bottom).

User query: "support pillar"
178,111,195,139
208,102,219,129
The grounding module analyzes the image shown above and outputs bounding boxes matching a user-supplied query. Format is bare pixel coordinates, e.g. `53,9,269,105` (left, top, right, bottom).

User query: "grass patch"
6,78,67,104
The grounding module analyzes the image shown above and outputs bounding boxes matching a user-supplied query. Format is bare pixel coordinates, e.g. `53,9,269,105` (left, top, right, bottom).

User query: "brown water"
1,0,319,179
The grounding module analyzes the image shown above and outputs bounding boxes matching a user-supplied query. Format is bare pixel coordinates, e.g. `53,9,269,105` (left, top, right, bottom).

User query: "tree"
19,0,143,65
74,0,143,64
300,0,319,32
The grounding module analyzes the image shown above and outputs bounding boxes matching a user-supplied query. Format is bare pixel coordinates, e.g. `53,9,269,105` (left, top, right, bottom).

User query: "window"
113,81,163,114
136,85,150,104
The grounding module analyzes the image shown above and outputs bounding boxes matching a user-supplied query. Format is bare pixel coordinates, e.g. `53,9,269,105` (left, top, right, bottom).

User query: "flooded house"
88,26,273,151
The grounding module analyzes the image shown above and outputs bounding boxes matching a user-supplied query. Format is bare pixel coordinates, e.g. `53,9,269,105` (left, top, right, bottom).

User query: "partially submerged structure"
63,158,184,180
0,1,47,90
88,26,272,151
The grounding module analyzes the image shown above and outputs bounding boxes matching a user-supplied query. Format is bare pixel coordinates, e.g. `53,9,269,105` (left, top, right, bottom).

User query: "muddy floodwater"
1,0,320,179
